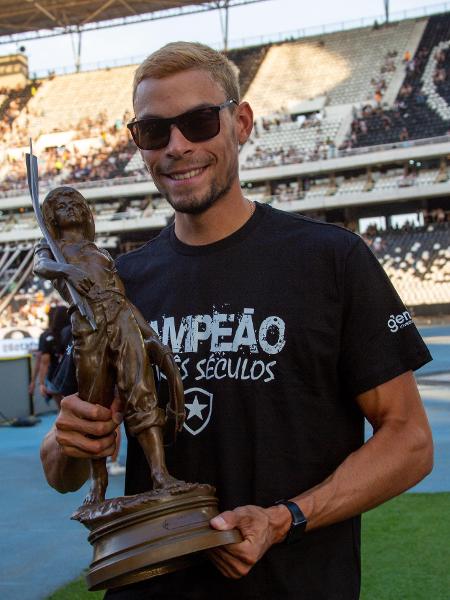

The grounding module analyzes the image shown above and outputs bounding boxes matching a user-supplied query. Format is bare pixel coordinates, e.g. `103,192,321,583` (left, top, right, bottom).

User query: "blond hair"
133,41,240,106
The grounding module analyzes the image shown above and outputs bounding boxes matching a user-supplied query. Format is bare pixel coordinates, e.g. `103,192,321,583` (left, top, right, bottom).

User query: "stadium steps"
124,150,145,173
328,104,354,148
244,19,419,116
352,13,450,147
226,45,270,97
371,226,450,306
383,18,428,106
13,65,135,139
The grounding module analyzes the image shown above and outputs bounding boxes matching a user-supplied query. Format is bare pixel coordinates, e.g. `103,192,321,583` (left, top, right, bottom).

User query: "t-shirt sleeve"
37,332,45,352
51,345,77,396
38,332,54,355
339,236,432,397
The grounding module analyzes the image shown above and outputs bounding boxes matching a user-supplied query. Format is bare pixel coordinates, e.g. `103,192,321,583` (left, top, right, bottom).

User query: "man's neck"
173,190,254,246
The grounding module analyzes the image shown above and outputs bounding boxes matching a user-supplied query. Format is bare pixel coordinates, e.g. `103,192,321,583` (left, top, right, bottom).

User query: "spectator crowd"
0,106,136,195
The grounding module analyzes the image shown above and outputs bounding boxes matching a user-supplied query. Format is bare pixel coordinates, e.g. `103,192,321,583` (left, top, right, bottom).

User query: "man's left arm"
209,370,433,578
39,352,51,398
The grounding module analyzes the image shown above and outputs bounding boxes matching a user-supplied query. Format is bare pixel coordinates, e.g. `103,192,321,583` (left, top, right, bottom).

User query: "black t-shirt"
101,202,431,600
51,324,75,395
38,330,61,382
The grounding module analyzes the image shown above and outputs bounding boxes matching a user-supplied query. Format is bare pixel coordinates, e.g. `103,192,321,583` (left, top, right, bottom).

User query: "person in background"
28,347,42,397
38,305,69,407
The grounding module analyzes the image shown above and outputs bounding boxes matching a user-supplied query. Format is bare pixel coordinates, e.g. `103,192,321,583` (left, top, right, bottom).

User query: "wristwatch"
275,499,308,544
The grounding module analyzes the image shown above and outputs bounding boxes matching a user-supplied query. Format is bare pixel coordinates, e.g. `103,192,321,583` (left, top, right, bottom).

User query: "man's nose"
164,124,193,157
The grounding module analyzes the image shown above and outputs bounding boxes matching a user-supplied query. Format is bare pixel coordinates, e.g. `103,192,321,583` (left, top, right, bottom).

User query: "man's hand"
208,504,290,578
55,393,123,459
41,393,124,493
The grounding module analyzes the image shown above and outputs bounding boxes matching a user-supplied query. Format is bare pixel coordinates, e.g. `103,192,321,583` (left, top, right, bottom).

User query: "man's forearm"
293,416,433,531
209,373,433,579
30,352,41,385
40,426,90,493
39,353,50,386
209,416,433,579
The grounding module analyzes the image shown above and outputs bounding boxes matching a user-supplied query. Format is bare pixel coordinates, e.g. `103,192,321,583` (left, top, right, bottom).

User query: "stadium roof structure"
0,0,266,45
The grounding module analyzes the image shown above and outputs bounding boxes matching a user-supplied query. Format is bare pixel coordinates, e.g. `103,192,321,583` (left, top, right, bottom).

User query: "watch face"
275,500,307,544
286,516,307,544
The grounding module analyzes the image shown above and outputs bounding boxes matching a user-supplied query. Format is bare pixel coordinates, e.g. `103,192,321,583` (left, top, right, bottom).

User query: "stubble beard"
161,153,238,216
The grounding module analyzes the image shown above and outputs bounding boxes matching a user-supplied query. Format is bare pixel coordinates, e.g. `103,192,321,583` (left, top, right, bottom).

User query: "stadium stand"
367,222,450,307
244,19,419,115
334,175,367,196
0,17,431,189
0,65,137,194
2,11,450,328
241,112,341,168
0,113,135,194
0,82,38,148
12,65,135,139
0,14,444,190
239,17,433,170
349,13,450,148
243,163,446,204
0,242,53,329
226,45,270,97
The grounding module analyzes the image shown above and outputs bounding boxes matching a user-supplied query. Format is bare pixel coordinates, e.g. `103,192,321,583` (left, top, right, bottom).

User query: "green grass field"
48,493,449,599
361,493,449,599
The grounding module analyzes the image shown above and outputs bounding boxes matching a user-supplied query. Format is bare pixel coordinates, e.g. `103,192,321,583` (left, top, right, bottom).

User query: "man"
40,42,433,599
37,305,69,406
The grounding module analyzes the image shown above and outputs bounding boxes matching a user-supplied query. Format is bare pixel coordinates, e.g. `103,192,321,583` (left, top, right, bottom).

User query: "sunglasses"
127,99,238,150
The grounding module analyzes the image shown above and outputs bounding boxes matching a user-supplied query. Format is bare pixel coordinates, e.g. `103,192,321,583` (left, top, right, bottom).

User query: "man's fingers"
210,510,237,531
207,550,238,578
213,540,255,565
57,413,116,437
61,439,117,459
207,548,251,579
56,429,117,457
60,395,112,421
55,394,122,458
208,505,277,579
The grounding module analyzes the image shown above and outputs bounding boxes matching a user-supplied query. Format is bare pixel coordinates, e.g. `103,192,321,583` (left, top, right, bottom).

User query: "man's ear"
235,101,254,146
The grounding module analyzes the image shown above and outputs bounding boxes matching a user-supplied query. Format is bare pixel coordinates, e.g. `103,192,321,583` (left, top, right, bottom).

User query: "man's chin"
168,195,218,216
166,178,234,216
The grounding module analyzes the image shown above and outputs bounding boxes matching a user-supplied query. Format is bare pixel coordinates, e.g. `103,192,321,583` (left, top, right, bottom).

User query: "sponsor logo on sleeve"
387,311,413,333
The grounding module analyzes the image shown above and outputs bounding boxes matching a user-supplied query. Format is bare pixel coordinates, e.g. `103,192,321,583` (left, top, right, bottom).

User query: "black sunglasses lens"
131,120,170,150
178,107,220,143
129,106,222,150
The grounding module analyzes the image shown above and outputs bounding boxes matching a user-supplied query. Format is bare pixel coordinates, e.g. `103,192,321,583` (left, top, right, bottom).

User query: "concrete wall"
0,355,32,420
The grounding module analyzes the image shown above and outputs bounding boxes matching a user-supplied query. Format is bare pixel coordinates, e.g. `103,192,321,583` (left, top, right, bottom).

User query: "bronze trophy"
26,147,241,591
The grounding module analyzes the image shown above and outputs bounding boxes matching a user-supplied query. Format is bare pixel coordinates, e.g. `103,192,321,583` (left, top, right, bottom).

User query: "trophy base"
72,484,241,591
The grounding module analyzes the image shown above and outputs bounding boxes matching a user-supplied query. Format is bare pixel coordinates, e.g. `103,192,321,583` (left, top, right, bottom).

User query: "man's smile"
163,166,209,184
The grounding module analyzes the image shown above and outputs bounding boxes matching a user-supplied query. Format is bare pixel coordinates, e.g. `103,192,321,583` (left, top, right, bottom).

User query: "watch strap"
275,499,307,544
